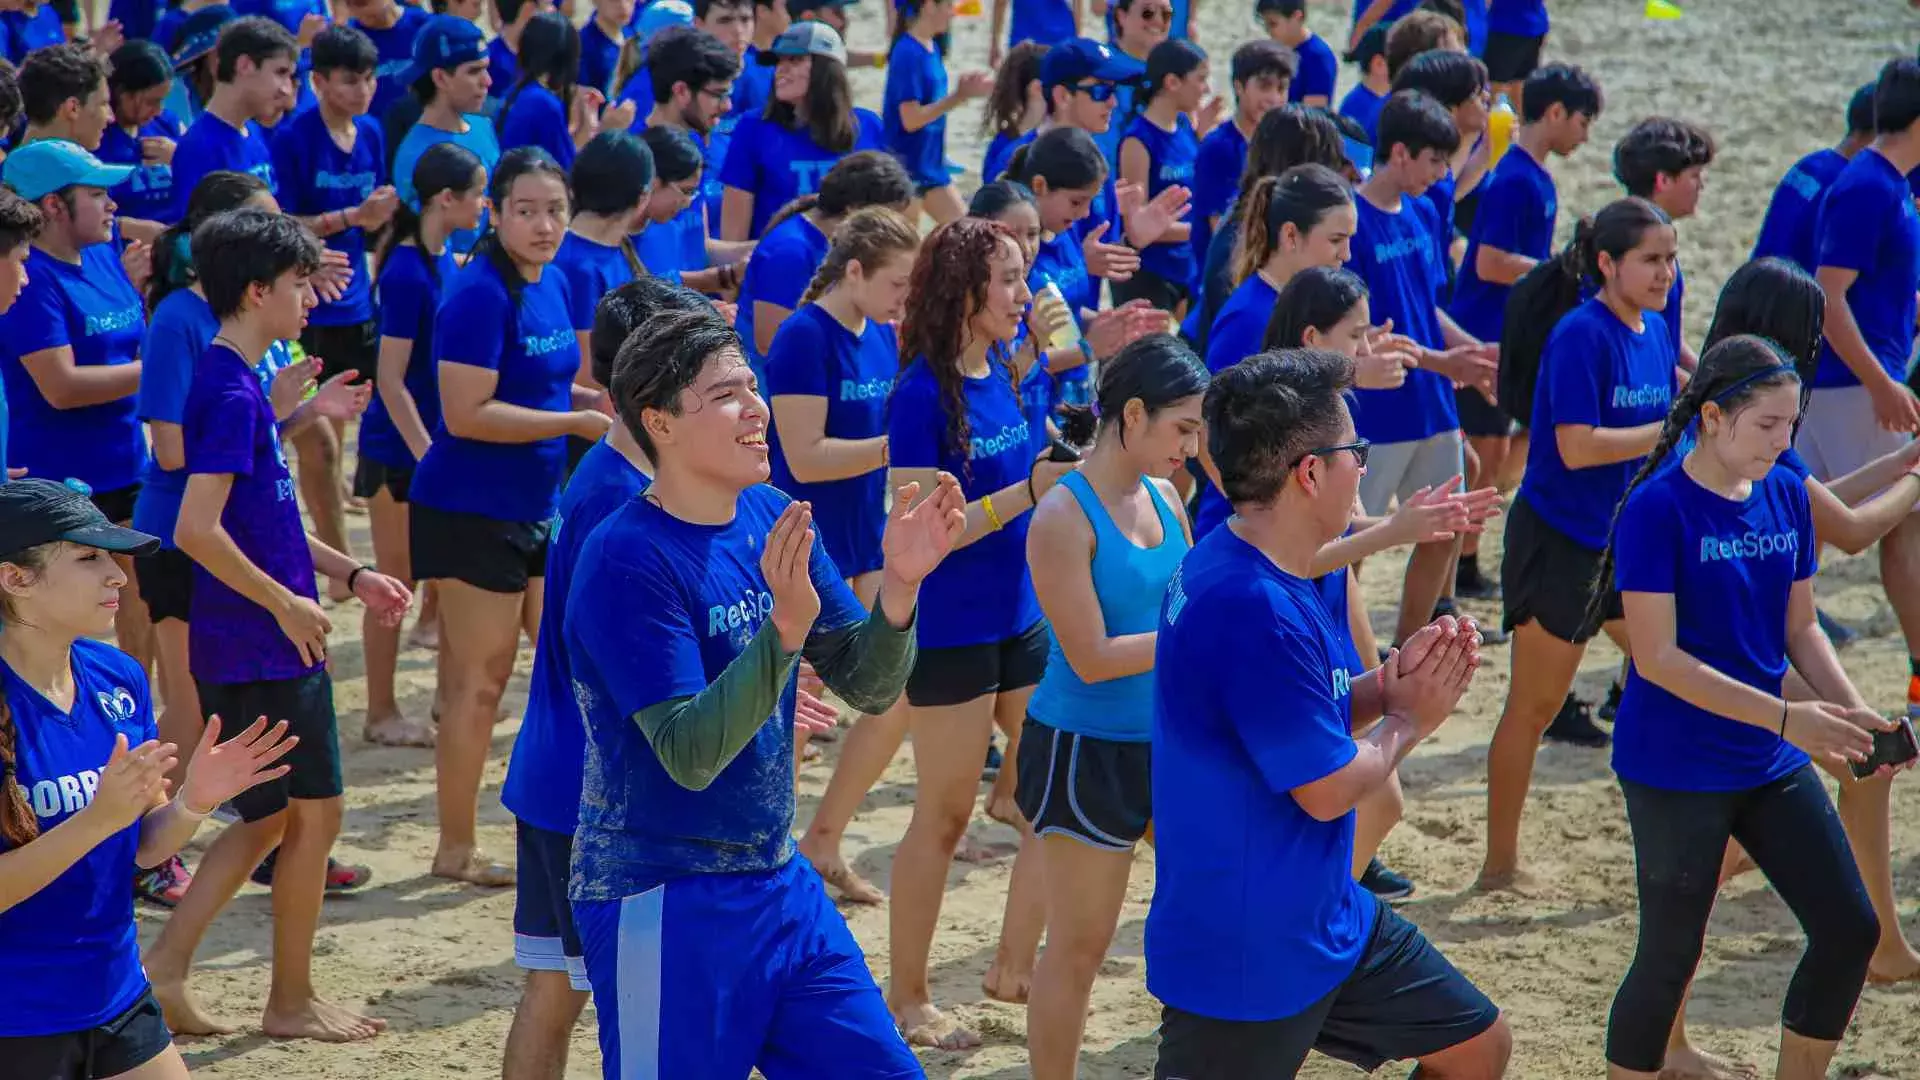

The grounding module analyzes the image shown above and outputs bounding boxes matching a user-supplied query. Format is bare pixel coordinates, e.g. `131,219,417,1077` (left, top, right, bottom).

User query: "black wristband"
347,564,373,592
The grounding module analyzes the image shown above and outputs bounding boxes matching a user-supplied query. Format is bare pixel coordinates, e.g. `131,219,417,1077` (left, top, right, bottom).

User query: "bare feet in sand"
431,848,515,887
981,966,1030,1005
363,712,435,747
798,835,885,905
954,832,1016,864
407,617,440,652
152,976,237,1037
263,996,387,1042
1868,944,1920,985
1660,1044,1759,1080
893,1001,979,1051
1473,866,1544,894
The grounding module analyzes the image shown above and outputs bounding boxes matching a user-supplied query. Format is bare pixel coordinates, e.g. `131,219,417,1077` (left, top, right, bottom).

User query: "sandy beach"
144,0,1920,1076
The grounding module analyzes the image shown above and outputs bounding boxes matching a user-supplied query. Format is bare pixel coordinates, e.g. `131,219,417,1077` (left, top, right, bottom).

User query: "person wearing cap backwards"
391,13,499,255
883,0,993,227
0,478,299,1080
0,140,156,686
168,16,299,222
718,21,884,240
158,4,238,127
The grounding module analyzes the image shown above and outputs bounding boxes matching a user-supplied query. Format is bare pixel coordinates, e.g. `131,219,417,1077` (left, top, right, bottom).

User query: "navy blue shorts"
1154,899,1500,1078
0,988,175,1079
514,820,586,990
573,858,924,1079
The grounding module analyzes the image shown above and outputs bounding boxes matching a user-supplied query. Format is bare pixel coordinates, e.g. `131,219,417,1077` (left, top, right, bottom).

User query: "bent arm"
20,347,141,409
632,620,800,790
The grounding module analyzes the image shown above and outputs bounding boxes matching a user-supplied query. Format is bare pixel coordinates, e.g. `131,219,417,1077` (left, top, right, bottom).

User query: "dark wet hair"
1522,62,1602,124
1205,348,1354,507
376,141,486,282
194,207,325,319
639,124,705,184
1057,332,1208,447
611,306,746,460
500,12,581,131
1230,104,1346,218
106,40,173,97
591,277,710,389
1846,81,1877,136
1612,116,1716,198
472,147,571,324
1703,257,1824,390
1007,124,1108,193
1264,265,1368,350
1376,89,1461,161
1873,58,1920,133
968,178,1036,219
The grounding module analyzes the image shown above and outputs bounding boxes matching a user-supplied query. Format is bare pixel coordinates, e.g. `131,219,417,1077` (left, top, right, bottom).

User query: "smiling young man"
564,306,965,1078
170,16,299,221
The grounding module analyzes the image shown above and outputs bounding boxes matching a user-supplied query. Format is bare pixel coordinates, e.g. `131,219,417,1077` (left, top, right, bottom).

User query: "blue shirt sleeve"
1475,171,1541,256
1789,477,1817,581
268,120,312,213
755,235,811,311
1541,320,1606,428
1814,181,1890,274
1612,482,1678,595
886,376,942,468
377,260,431,340
436,274,509,370
763,309,832,398
1,271,70,354
138,306,198,424
1292,37,1337,101
719,116,761,192
574,542,707,717
1222,600,1358,794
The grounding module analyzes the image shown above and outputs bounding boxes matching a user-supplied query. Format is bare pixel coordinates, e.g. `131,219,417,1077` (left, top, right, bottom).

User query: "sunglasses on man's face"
1289,438,1371,472
1070,81,1119,102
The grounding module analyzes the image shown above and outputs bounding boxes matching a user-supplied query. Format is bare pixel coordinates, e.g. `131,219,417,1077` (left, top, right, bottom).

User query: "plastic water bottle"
1487,93,1516,168
1035,282,1081,352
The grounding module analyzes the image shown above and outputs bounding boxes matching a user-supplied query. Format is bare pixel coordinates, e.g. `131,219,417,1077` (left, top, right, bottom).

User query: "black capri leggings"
1607,766,1878,1071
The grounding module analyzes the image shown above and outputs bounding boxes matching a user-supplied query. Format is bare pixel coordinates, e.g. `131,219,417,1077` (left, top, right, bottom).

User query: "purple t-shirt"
182,343,321,684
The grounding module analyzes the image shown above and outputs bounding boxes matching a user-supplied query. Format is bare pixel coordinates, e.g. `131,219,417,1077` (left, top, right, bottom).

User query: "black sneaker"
1544,694,1609,748
982,737,1004,781
1360,857,1415,902
1598,681,1623,723
1817,607,1858,649
1454,557,1500,600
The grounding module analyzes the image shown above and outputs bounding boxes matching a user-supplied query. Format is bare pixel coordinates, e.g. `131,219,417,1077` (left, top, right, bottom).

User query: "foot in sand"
431,848,515,887
1474,866,1545,895
954,832,1016,865
982,966,1030,1005
893,1001,979,1051
151,976,237,1037
263,996,388,1042
1868,944,1920,985
406,619,440,652
798,835,885,904
363,712,436,748
1660,1044,1759,1080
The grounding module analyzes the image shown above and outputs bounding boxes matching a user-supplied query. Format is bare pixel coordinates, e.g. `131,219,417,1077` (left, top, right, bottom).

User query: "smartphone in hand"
1851,715,1920,780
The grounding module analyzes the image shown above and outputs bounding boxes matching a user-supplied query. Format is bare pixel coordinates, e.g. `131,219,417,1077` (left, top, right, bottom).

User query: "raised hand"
601,97,639,134
1080,222,1139,282
1085,299,1169,358
1123,184,1192,249
1386,480,1473,544
764,501,822,651
270,358,321,421
307,369,374,422
86,736,177,832
956,70,995,98
1423,343,1499,401
1381,614,1479,737
357,185,400,232
180,715,298,813
881,472,966,587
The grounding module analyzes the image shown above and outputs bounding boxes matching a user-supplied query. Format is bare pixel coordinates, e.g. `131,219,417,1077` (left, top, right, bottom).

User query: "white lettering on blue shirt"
705,588,775,637
24,768,101,819
522,328,576,356
969,419,1031,460
1699,529,1799,563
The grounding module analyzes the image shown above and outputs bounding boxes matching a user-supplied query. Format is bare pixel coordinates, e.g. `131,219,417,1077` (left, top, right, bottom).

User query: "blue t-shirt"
1345,192,1457,443
1461,0,1489,54
98,113,189,225
1424,168,1458,255
735,212,830,373
1090,81,1135,168
171,111,277,221
0,640,157,1038
1288,32,1338,103
1124,113,1198,288
271,108,387,326
1337,84,1385,144
1195,272,1280,537
1008,0,1074,46
1448,147,1556,342
1613,463,1815,791
1189,120,1247,286
359,244,456,469
1810,149,1920,389
890,356,1042,647
487,36,519,108
578,18,627,96
1486,0,1548,36
883,34,952,188
393,115,500,255
232,0,324,35
0,245,149,493
132,288,221,546
409,257,580,522
764,303,896,580
982,128,1025,185
704,48,773,240
719,108,885,238
499,83,576,171
635,203,704,283
553,231,638,332
503,437,649,835
110,0,167,42
567,484,865,898
1148,526,1376,1020
1751,148,1848,273
356,4,432,124
0,5,62,63
1518,297,1676,550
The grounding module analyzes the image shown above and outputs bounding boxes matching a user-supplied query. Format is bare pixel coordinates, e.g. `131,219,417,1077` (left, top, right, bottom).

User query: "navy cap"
0,479,158,558
1039,37,1145,90
170,4,236,68
401,14,488,86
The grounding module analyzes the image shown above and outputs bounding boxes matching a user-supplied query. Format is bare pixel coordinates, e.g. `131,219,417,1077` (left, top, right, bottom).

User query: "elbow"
1292,789,1350,822
440,406,481,440
659,755,722,791
173,517,207,553
783,449,827,485
1824,527,1873,557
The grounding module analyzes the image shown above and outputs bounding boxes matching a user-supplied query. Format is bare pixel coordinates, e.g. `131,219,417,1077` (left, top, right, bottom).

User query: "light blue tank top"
1028,470,1189,742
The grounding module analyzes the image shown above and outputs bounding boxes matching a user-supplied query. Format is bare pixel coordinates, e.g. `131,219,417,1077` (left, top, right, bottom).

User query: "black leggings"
1607,766,1877,1071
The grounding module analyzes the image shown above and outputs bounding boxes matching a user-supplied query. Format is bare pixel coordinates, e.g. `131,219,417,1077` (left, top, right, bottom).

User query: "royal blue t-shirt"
1424,168,1458,256
635,203,704,284
1664,265,1686,361
735,212,830,373
0,5,62,63
1810,149,1920,389
232,0,323,35
765,303,896,580
1148,526,1375,1020
553,231,638,333
171,111,277,221
719,108,885,238
567,484,865,898
184,343,323,684
410,258,580,522
132,288,221,546
1288,32,1338,104
487,36,519,108
1751,148,1848,273
890,356,1042,647
1194,271,1280,537
982,128,1025,185
1487,0,1548,36
1338,84,1385,144
704,49,773,240
1189,120,1247,287
98,113,189,226
883,34,952,189
357,3,432,123
499,83,576,171
0,640,157,1038
110,0,167,42
1008,0,1074,46
579,18,627,95
1345,192,1457,443
271,108,387,326
503,437,649,836
359,244,456,469
1613,463,1815,792
1518,297,1676,550
393,115,499,255
0,245,148,493
1448,147,1556,341
1124,113,1198,288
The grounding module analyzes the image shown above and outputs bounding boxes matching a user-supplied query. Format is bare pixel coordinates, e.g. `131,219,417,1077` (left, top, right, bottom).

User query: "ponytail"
378,141,486,287
0,542,55,847
799,206,919,307
1057,331,1208,449
1229,163,1352,287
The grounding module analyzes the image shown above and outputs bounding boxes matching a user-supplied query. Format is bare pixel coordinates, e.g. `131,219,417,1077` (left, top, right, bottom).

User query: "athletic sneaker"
1359,857,1414,902
1816,607,1857,649
1598,681,1622,723
1543,694,1608,748
134,853,194,908
1454,555,1500,600
250,850,374,892
982,737,1003,781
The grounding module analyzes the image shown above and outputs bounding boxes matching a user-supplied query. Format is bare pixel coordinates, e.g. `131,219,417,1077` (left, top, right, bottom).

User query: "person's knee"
517,970,589,1024
284,796,344,843
1419,1013,1512,1079
1816,886,1882,964
910,794,976,851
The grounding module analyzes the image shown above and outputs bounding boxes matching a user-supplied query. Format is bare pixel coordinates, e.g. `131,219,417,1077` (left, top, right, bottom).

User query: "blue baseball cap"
401,14,488,86
759,20,847,65
3,139,135,201
169,3,235,68
1039,37,1145,90
634,0,694,42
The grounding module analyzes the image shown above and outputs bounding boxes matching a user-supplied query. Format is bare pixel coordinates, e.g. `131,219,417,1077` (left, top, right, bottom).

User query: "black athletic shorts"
1483,30,1545,84
89,482,139,525
1015,715,1151,850
905,619,1049,708
301,319,380,388
409,502,551,593
352,457,414,503
1109,267,1193,315
134,546,195,624
1501,494,1619,644
0,988,175,1079
1456,386,1514,439
513,820,587,988
1154,899,1501,1078
196,668,342,821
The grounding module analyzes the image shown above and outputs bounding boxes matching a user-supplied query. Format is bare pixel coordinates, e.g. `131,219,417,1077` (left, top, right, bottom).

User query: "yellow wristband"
872,51,886,68
982,494,1003,531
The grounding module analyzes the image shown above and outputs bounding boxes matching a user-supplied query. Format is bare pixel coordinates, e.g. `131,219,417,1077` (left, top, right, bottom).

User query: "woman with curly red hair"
884,217,1076,1050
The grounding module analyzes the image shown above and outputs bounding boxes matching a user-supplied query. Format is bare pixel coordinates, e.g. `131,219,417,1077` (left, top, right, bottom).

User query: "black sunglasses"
1289,438,1371,472
1136,5,1173,20
1070,81,1120,102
